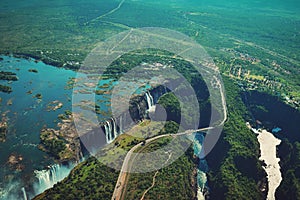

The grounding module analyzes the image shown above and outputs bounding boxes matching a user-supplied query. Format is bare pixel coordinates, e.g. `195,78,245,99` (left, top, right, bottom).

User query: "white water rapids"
250,127,282,200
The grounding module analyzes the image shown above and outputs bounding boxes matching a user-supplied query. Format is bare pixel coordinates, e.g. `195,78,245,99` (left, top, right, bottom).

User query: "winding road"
140,152,173,200
111,79,227,200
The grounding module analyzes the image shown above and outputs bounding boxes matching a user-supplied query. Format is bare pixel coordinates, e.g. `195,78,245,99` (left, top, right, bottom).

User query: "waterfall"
119,115,123,134
104,122,109,143
145,92,152,109
21,187,27,200
104,121,112,143
145,91,155,113
104,118,119,143
79,150,84,161
102,89,167,145
150,92,154,105
107,120,112,142
104,117,122,144
146,91,154,109
34,163,73,195
112,118,117,138
193,132,209,200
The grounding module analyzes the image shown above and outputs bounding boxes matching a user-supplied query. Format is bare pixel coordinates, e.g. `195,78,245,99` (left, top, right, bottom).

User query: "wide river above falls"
0,55,208,200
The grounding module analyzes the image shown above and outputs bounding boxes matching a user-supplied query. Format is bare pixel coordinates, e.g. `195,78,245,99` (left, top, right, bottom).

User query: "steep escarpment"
35,55,213,199
34,126,198,200
276,140,300,200
242,90,300,200
39,112,82,162
79,85,170,155
124,144,198,200
206,77,267,200
39,85,169,163
33,157,119,200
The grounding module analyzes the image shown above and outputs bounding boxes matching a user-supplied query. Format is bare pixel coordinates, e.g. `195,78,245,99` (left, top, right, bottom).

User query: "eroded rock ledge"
39,85,168,163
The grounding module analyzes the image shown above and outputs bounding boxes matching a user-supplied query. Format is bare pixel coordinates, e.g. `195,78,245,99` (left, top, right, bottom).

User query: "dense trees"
0,85,12,93
244,90,300,200
206,77,267,200
276,140,300,199
33,157,119,200
125,143,197,200
157,93,181,123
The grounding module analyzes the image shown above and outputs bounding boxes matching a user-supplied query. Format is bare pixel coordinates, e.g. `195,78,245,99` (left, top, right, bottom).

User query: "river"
0,55,164,199
0,55,113,199
0,55,79,199
250,127,282,200
193,132,209,200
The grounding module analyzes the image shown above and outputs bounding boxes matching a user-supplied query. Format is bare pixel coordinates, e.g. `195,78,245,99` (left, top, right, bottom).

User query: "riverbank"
39,113,82,163
0,55,78,200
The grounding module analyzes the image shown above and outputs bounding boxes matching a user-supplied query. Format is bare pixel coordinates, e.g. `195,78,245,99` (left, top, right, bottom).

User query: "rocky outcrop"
79,85,169,156
0,113,8,142
39,113,82,163
7,153,25,172
40,85,168,161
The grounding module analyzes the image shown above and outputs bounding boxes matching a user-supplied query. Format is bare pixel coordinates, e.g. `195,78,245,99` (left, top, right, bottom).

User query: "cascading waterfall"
102,89,165,145
104,121,111,143
104,118,119,143
104,122,109,143
21,187,27,200
102,90,165,145
108,120,113,142
119,115,123,134
145,92,151,109
149,92,154,105
193,133,209,200
112,118,117,137
34,163,73,195
145,91,155,113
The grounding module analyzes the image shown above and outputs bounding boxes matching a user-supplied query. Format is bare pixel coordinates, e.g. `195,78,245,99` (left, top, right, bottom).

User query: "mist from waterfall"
104,118,118,143
33,163,74,196
193,132,209,200
145,91,155,113
112,118,118,138
119,115,123,134
21,187,27,200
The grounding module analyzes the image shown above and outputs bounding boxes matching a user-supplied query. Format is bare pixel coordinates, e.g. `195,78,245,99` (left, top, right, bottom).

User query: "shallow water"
0,56,80,198
0,55,159,199
193,132,208,199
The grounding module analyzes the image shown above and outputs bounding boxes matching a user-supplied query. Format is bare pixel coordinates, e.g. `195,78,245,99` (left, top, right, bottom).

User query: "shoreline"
1,53,80,71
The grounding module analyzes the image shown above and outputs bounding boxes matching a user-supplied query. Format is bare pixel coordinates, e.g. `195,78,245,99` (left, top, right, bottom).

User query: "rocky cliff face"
40,85,169,162
80,85,169,155
39,114,82,163
129,85,168,123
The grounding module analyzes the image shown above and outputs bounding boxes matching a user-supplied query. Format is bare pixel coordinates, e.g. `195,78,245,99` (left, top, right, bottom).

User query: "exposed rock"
40,85,168,163
0,113,8,142
46,100,63,111
39,114,81,163
28,69,38,73
7,153,25,172
35,93,43,99
0,85,12,93
7,98,13,106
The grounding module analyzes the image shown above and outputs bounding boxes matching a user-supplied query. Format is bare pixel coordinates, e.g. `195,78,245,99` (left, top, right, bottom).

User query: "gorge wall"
79,85,169,156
